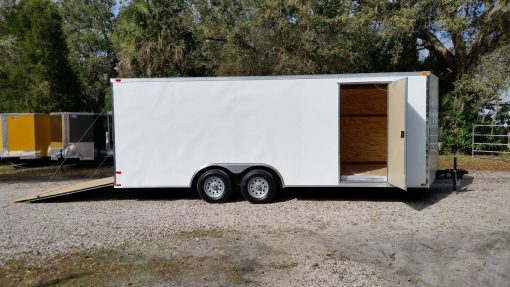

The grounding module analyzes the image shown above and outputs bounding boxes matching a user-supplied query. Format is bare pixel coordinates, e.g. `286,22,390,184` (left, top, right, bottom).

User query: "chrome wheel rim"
247,177,269,199
203,177,225,198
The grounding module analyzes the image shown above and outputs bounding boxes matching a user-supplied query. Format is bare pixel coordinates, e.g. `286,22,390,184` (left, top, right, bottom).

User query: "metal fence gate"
471,124,510,156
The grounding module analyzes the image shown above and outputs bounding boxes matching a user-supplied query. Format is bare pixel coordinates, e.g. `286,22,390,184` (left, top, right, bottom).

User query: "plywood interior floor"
341,163,387,177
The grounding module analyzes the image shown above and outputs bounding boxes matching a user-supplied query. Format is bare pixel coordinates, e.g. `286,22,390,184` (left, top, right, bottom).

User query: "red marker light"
115,78,121,82
115,171,122,174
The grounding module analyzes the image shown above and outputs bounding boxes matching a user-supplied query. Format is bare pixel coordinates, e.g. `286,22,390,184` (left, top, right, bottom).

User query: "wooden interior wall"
341,118,387,162
341,85,388,164
341,85,387,116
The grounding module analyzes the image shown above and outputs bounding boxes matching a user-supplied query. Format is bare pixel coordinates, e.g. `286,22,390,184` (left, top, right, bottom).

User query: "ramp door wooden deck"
15,176,114,203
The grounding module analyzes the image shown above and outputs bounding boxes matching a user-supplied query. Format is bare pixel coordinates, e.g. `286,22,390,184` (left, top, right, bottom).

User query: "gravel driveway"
0,170,509,286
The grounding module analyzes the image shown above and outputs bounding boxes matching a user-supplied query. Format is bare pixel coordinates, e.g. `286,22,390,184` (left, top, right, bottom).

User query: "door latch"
400,131,405,138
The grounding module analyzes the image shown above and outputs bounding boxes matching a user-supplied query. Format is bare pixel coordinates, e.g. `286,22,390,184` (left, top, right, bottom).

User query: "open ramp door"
387,79,407,190
15,176,114,203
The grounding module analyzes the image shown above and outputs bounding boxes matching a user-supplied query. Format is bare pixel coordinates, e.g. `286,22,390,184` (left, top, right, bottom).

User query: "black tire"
240,169,277,204
196,169,232,203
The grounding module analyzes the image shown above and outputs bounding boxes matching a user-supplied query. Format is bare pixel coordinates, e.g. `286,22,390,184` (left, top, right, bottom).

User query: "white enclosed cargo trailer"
111,72,439,203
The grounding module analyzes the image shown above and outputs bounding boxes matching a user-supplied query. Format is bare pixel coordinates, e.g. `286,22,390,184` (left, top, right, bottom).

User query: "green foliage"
441,44,510,152
439,94,477,152
0,0,509,153
356,0,510,152
0,0,81,113
194,0,382,75
356,0,509,79
112,0,418,77
58,0,118,112
112,0,207,77
453,45,510,111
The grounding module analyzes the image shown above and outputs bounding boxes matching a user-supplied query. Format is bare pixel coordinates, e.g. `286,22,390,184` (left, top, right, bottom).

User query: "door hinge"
400,131,405,138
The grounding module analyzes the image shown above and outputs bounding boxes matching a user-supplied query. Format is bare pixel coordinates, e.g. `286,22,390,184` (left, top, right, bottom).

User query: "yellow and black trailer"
0,113,50,159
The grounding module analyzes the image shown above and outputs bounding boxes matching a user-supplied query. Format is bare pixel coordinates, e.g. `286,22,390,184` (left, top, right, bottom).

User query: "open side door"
387,79,407,190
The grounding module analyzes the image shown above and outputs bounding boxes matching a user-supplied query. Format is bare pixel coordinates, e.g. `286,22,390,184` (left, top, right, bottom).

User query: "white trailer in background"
110,72,439,203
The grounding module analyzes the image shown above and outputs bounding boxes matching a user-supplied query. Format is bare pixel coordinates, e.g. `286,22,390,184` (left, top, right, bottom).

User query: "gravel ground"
0,170,509,286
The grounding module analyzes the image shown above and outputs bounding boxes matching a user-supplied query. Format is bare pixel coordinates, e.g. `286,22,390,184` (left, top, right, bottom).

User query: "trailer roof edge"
49,112,99,115
111,71,434,83
0,113,48,116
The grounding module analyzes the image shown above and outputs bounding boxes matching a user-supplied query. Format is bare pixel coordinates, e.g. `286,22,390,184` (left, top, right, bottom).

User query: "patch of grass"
439,154,510,171
0,229,303,286
0,165,55,175
269,261,298,270
0,249,180,287
0,245,259,287
0,163,15,173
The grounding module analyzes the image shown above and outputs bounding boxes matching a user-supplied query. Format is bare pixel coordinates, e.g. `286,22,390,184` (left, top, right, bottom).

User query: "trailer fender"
190,164,285,188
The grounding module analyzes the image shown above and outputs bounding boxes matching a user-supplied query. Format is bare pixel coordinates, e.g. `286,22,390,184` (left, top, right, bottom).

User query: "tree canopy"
0,0,509,151
0,0,80,113
58,0,117,111
112,0,206,77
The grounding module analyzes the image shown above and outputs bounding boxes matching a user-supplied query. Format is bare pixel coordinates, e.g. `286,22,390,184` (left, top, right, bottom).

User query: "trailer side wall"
113,79,340,187
113,73,432,188
7,115,36,152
